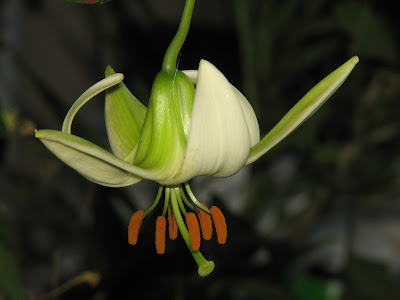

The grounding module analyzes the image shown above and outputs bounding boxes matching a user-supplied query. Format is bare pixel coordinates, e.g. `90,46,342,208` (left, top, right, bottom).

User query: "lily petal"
62,73,124,133
232,86,260,147
182,70,198,84
183,70,260,147
134,71,192,183
173,71,195,140
35,129,171,186
246,56,359,164
105,66,147,160
172,60,253,183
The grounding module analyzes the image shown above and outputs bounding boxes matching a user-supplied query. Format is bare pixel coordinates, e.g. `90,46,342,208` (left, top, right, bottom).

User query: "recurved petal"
171,60,252,183
246,56,359,165
105,66,147,160
35,129,168,187
62,73,124,134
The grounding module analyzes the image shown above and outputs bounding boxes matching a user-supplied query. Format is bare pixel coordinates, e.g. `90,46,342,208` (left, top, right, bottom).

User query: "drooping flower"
35,0,358,276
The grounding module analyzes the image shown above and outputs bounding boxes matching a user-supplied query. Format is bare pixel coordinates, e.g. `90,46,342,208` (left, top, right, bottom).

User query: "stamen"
161,187,170,216
155,216,166,254
185,212,201,251
179,186,196,211
210,206,227,244
197,203,213,240
144,185,164,216
175,189,188,215
168,205,178,240
184,183,210,213
128,210,145,245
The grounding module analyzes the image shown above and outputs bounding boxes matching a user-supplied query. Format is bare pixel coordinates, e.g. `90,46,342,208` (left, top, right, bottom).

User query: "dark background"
1,0,400,299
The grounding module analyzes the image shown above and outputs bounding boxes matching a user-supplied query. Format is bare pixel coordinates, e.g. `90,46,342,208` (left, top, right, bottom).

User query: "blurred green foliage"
1,0,399,299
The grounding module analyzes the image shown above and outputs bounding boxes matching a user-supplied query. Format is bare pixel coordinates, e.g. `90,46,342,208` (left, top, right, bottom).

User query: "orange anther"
197,203,213,240
210,206,227,244
155,216,166,254
128,210,144,245
185,212,201,251
168,205,178,240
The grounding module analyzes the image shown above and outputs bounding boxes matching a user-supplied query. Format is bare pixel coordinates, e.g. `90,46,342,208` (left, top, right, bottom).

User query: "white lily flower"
34,0,359,277
35,56,359,186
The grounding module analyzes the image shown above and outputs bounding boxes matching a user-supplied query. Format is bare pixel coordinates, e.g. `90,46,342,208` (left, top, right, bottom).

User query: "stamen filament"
175,188,188,215
144,185,164,216
170,187,214,276
179,186,196,211
161,187,170,216
184,183,210,213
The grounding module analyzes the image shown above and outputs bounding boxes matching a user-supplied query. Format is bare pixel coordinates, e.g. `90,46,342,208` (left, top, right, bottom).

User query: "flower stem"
162,0,195,74
170,187,214,276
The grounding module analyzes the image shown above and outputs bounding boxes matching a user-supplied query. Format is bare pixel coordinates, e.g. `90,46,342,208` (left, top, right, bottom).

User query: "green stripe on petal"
246,56,359,165
173,71,195,140
171,60,253,184
105,66,147,160
35,129,172,185
134,71,193,182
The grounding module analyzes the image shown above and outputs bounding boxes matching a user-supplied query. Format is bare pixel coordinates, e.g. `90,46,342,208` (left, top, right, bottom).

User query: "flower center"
127,182,227,276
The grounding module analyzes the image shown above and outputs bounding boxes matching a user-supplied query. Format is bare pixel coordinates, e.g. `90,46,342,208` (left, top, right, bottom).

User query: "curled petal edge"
62,73,124,134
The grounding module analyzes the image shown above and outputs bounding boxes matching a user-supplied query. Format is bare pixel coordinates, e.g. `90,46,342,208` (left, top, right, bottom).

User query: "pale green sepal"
105,66,147,160
35,129,172,185
62,73,124,134
134,71,189,182
170,60,253,184
246,56,359,165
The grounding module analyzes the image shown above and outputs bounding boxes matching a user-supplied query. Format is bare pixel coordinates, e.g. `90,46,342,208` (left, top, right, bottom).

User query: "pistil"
169,187,214,276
